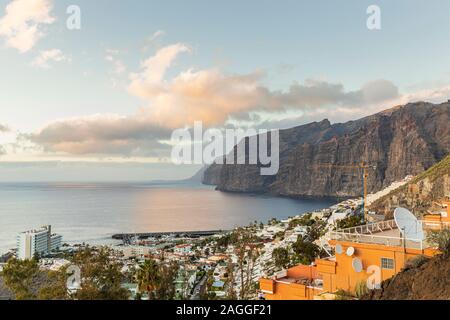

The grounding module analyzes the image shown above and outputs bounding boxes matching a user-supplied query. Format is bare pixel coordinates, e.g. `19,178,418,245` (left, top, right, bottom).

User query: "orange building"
259,265,322,300
260,205,449,300
423,200,450,225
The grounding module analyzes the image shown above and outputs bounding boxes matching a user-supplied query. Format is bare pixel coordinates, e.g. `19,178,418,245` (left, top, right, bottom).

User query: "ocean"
0,181,336,254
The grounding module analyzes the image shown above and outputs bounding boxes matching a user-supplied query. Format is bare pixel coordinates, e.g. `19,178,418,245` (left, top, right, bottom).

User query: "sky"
0,0,450,181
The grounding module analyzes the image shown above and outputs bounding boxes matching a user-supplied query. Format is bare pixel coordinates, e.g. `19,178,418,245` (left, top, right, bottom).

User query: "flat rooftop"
329,219,448,250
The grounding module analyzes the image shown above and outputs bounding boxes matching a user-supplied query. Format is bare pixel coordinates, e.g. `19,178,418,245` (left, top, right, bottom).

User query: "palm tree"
136,259,160,298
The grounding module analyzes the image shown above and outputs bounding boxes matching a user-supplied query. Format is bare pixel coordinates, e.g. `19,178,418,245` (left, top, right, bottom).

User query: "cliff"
369,155,450,217
203,101,450,197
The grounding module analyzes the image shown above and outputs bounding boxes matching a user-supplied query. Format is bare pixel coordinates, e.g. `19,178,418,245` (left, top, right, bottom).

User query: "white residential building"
49,234,63,251
115,245,156,259
174,244,192,255
16,225,62,260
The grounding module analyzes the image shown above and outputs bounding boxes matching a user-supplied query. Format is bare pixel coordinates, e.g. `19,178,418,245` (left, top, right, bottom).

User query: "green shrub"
336,215,364,230
404,255,429,270
333,289,354,300
289,213,315,229
272,247,290,269
354,281,368,299
426,229,450,256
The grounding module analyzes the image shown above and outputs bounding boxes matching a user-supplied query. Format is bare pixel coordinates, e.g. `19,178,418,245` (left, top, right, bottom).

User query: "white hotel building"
16,225,62,260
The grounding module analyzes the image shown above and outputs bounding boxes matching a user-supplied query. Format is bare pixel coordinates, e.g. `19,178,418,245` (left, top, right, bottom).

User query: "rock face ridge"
202,101,450,197
369,155,450,217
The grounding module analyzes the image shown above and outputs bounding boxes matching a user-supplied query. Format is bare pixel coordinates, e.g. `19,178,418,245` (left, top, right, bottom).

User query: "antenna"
394,207,424,242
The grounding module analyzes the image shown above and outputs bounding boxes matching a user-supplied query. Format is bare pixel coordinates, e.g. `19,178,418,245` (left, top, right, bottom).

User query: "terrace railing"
329,219,450,250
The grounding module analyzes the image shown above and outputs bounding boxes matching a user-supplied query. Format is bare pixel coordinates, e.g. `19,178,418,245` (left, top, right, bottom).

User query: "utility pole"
314,161,376,223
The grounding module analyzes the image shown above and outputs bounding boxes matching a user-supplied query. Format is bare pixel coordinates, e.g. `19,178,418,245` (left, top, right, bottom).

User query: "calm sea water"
0,182,336,254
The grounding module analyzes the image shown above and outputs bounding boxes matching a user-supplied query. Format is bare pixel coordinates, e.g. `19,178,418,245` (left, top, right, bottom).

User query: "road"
190,275,207,300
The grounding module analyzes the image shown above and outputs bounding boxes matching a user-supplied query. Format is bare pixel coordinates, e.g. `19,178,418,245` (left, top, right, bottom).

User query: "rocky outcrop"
369,155,450,217
203,101,450,197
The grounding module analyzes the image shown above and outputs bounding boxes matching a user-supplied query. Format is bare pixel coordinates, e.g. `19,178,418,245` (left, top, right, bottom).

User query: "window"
381,257,394,270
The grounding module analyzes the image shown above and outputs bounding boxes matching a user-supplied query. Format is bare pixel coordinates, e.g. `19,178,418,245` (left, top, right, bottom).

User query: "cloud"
0,0,55,53
112,60,125,74
149,30,165,42
392,85,450,105
24,80,449,159
27,114,173,157
26,44,403,158
127,44,399,128
129,43,191,92
142,30,165,52
105,49,126,75
32,49,69,68
24,43,450,159
0,123,10,132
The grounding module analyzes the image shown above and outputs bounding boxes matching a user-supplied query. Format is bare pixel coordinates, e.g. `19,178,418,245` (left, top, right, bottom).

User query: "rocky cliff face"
369,155,450,217
202,101,450,197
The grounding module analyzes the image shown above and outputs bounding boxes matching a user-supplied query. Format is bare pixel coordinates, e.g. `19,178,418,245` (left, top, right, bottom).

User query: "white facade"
17,225,62,260
50,234,63,251
115,245,155,259
174,244,192,255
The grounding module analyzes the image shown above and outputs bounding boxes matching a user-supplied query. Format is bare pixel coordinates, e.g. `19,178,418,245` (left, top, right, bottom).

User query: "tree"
336,215,364,230
215,232,239,252
38,267,69,300
154,262,178,300
72,247,129,300
225,259,237,300
272,247,290,269
292,236,321,265
136,259,178,300
234,228,261,299
305,220,328,242
289,213,314,229
200,270,217,300
2,257,39,300
275,231,285,240
136,259,160,298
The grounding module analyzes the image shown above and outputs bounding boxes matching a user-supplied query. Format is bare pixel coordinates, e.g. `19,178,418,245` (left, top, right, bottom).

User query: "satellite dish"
335,244,343,254
346,246,355,256
394,207,424,241
352,258,363,273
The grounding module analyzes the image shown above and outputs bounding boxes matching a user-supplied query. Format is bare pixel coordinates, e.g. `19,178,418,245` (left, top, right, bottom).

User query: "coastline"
0,183,336,255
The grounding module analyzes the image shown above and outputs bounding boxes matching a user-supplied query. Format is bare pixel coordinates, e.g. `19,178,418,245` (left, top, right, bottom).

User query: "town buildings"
174,244,193,255
260,201,450,300
260,265,323,300
16,225,62,260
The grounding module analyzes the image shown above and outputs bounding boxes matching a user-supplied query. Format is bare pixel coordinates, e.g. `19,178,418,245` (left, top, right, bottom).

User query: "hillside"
363,253,450,300
203,101,450,198
369,155,450,217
